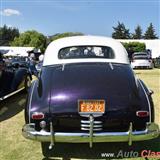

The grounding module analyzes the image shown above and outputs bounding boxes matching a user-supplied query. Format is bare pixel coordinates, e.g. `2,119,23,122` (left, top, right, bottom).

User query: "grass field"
0,69,160,160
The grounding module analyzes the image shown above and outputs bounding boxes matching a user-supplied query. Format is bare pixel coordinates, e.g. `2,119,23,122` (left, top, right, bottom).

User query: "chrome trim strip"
128,122,133,146
81,124,90,127
81,127,102,131
29,81,36,123
0,87,25,101
138,80,151,122
81,127,90,131
81,124,102,128
49,121,54,150
93,125,102,128
89,115,94,148
109,62,114,70
81,120,102,124
62,63,65,71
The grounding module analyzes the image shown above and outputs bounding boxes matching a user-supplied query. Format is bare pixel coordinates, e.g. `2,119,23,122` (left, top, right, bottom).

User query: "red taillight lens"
136,111,149,117
32,112,44,120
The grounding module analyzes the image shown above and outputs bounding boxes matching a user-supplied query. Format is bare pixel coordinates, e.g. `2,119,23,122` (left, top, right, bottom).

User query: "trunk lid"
49,63,140,115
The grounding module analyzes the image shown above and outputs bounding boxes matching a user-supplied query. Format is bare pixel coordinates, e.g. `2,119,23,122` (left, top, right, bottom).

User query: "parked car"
9,57,38,75
35,54,44,73
153,56,160,68
35,61,43,73
131,52,153,69
22,36,159,157
0,55,32,101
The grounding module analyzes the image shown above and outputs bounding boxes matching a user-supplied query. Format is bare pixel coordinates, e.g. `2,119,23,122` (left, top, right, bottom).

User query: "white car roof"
43,35,129,66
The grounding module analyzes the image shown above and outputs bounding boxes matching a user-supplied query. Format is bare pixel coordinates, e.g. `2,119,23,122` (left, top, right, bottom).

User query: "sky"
0,0,160,37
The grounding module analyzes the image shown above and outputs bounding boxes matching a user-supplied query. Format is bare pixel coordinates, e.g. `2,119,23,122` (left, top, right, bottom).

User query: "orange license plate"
79,100,105,113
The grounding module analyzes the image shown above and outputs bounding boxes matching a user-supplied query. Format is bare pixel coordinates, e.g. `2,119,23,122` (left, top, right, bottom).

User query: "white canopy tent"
0,47,35,57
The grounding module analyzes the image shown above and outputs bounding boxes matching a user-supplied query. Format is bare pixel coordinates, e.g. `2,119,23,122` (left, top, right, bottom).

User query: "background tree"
0,25,19,46
112,22,130,39
132,25,143,39
144,23,158,39
122,42,146,60
11,30,46,52
122,42,146,52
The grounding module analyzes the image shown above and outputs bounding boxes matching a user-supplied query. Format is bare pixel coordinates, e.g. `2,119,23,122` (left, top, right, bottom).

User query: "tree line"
112,22,158,39
0,22,158,52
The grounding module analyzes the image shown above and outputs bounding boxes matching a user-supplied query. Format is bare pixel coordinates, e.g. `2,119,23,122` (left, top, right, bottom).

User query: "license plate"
79,100,105,114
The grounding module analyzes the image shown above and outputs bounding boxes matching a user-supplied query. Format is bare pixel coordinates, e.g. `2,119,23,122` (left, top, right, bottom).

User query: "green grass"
0,69,160,160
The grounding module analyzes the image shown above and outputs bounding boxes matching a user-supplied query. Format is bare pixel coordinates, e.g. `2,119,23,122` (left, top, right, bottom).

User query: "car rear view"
131,52,153,69
22,36,159,157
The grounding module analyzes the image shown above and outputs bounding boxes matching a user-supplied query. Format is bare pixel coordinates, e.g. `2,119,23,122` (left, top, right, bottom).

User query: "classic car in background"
131,52,153,69
35,54,44,73
153,56,160,68
22,36,159,157
0,54,32,101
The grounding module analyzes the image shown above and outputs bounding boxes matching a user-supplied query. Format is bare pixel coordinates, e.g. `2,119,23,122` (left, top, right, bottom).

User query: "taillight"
136,111,149,117
31,112,44,120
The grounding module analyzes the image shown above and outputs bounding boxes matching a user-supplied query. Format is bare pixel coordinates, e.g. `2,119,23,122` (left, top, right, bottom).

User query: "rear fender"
137,79,154,122
25,68,51,124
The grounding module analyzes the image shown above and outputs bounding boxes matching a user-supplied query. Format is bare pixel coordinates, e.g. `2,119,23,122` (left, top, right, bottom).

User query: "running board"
0,87,25,101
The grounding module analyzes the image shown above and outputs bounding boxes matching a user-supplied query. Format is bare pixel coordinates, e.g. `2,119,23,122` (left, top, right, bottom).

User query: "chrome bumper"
22,122,159,147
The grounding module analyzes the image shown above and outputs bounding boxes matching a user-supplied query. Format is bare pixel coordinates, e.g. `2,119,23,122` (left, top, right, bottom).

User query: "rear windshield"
133,52,147,56
58,46,115,59
134,54,147,57
133,56,149,60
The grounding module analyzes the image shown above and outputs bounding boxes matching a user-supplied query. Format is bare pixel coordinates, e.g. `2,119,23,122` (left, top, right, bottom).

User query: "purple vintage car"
22,36,159,157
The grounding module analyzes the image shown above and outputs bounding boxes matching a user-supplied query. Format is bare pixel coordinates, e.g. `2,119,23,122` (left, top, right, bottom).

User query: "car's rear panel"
131,54,153,68
44,63,150,132
131,59,152,68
